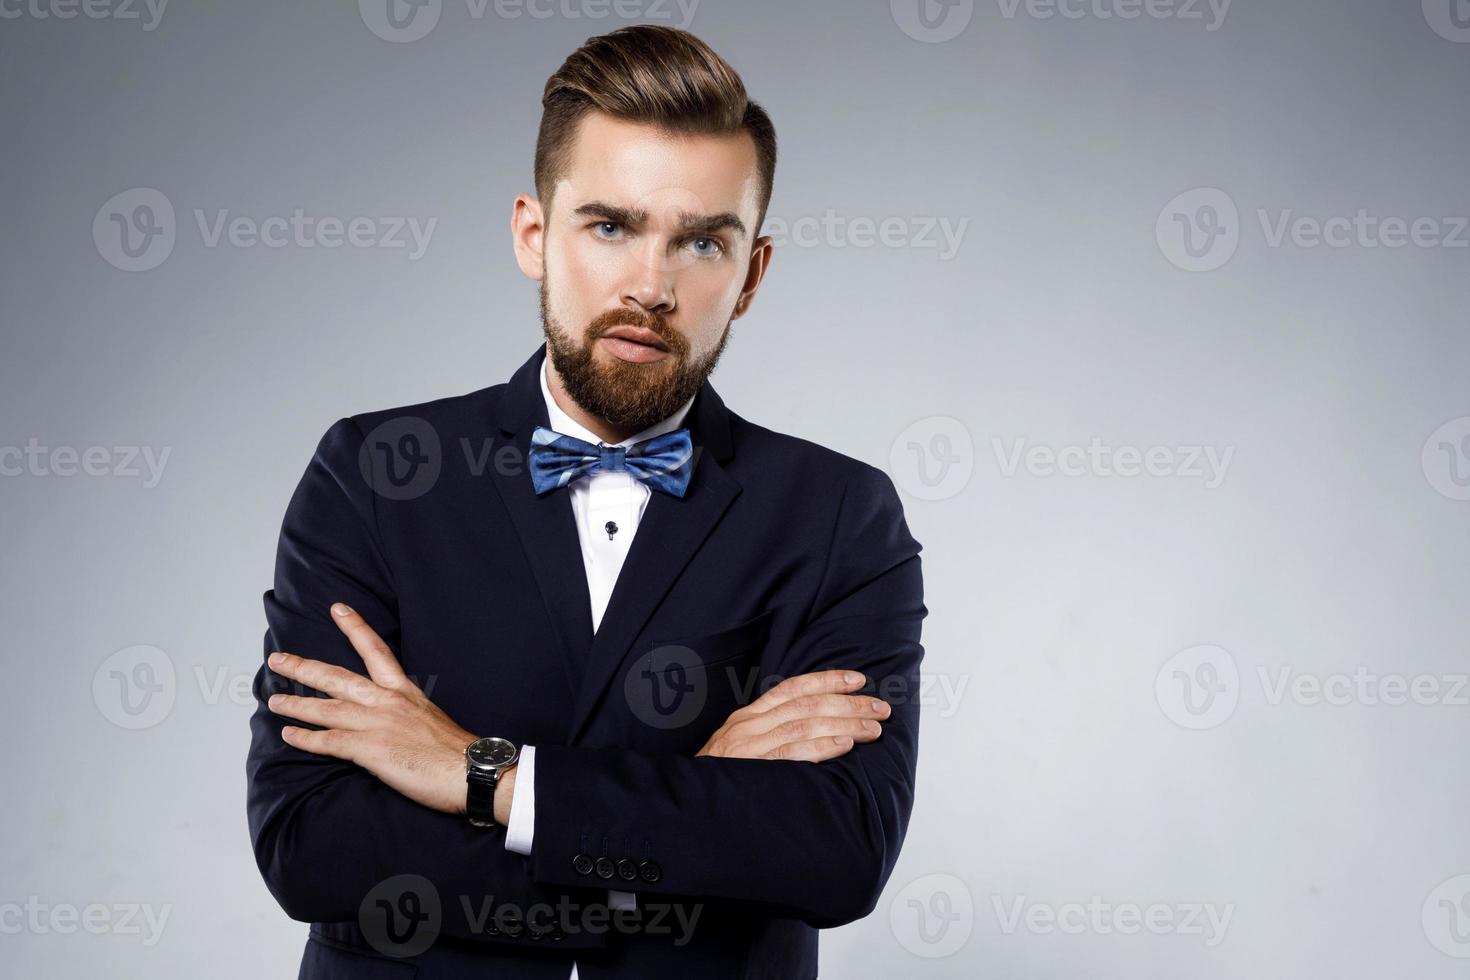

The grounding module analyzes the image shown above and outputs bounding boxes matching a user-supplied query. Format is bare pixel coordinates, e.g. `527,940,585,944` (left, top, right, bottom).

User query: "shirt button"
638,859,662,883
572,853,594,876
595,857,616,879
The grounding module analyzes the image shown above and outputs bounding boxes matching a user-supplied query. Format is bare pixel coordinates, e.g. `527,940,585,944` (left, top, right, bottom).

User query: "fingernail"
268,694,282,707
332,603,353,618
871,699,886,714
268,652,285,667
862,720,880,734
835,735,852,747
845,672,863,686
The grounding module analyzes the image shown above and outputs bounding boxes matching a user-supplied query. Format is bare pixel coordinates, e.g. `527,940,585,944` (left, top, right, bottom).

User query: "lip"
600,326,670,352
600,335,670,364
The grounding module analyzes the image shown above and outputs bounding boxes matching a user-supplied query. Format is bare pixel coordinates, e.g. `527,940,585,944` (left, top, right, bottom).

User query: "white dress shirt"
502,352,696,976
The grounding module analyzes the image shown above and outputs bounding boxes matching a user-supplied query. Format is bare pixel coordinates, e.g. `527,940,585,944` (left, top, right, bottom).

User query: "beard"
539,277,733,434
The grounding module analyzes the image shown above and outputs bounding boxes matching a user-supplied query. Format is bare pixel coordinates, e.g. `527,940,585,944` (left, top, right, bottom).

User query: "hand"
267,602,479,816
696,669,890,762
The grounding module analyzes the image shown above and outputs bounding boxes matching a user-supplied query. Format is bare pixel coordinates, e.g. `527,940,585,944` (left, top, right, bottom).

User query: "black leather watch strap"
466,768,500,828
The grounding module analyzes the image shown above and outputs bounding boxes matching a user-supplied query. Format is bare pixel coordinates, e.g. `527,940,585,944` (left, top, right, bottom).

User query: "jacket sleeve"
525,464,927,928
244,417,540,941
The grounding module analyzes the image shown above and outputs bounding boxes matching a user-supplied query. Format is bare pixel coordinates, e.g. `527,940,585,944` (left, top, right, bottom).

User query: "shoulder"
295,384,502,482
725,410,905,512
343,384,501,441
726,413,923,572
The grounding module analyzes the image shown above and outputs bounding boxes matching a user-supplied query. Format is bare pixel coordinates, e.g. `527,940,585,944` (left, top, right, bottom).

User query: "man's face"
520,112,770,434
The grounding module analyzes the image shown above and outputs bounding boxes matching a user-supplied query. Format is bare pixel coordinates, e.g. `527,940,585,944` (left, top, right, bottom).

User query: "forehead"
554,111,762,227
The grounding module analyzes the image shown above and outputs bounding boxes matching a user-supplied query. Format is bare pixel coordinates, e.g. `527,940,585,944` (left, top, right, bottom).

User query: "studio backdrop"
2,0,1468,976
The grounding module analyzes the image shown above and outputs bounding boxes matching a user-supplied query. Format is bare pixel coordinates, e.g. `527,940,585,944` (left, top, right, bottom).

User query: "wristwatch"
465,736,519,828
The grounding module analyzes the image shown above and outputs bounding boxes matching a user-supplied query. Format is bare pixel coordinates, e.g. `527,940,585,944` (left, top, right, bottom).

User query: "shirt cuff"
503,743,535,856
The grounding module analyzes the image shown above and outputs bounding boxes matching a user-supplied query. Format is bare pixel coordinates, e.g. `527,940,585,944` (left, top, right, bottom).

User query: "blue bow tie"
529,425,695,498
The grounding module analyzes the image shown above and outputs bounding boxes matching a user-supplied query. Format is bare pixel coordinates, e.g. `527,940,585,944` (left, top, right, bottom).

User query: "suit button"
595,857,616,879
638,859,662,883
616,859,638,881
572,853,594,876
550,928,566,942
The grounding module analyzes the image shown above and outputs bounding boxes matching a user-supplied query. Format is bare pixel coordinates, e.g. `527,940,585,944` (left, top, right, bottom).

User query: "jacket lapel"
483,346,595,704
485,344,743,744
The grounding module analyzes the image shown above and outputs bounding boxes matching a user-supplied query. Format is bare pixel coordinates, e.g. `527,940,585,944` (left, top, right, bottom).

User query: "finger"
268,651,385,706
745,692,890,734
330,603,411,692
745,670,866,714
763,734,858,763
268,693,370,731
747,715,882,755
279,724,358,762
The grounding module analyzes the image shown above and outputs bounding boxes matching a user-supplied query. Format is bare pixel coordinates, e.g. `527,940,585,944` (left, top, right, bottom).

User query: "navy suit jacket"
246,344,927,979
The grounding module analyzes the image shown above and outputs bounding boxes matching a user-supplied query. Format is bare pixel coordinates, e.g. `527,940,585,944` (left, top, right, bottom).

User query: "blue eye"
688,237,723,257
593,222,623,239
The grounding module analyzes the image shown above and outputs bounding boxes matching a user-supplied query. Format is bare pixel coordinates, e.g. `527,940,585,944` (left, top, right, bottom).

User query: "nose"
621,239,676,315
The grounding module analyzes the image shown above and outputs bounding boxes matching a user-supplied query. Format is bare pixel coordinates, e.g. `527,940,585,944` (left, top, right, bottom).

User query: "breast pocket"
624,608,776,750
650,607,777,669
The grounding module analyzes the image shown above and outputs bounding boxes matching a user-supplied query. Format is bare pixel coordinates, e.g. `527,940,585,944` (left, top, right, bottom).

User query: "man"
246,24,926,979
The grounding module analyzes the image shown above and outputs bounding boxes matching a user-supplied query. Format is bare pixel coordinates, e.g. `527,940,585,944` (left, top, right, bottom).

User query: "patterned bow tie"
528,425,695,498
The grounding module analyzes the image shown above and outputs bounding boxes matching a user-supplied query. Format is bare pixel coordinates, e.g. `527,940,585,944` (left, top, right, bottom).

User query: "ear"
732,235,774,320
511,192,546,282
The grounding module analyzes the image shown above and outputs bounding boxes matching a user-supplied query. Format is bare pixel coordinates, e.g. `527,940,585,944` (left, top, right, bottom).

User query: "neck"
543,345,645,445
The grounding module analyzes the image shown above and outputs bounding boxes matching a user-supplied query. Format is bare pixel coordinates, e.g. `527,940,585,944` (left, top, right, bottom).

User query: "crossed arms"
245,418,925,940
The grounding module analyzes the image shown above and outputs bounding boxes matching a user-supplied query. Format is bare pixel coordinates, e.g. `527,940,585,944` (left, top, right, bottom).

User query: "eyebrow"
572,201,748,240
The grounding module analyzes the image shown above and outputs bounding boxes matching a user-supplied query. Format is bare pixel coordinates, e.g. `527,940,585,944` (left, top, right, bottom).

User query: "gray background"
3,0,1469,975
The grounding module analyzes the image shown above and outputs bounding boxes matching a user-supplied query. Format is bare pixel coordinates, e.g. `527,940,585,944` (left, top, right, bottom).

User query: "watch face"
467,737,517,770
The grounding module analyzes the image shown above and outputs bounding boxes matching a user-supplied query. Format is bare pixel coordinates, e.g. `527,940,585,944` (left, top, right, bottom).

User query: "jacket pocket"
646,607,776,669
625,609,778,750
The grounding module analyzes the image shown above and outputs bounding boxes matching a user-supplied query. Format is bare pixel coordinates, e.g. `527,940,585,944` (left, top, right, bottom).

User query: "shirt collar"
539,352,696,448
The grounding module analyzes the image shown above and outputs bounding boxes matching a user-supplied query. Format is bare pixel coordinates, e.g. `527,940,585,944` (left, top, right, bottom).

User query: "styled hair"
534,25,777,239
